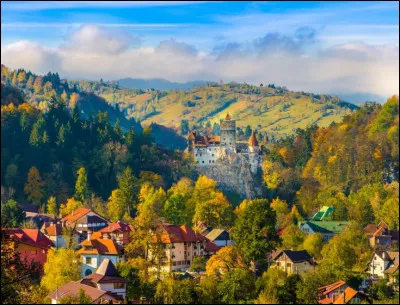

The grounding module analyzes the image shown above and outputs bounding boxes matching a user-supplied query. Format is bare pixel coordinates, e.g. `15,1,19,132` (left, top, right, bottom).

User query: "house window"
86,257,92,264
31,250,37,254
114,283,125,289
287,263,292,268
276,262,280,267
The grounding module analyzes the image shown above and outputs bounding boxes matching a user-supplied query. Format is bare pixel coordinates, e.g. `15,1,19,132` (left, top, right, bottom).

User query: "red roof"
4,228,54,249
61,208,91,224
205,239,220,252
154,225,207,244
319,280,347,296
99,221,134,234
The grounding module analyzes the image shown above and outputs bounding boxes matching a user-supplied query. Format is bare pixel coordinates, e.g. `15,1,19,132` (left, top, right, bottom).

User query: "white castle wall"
194,145,221,166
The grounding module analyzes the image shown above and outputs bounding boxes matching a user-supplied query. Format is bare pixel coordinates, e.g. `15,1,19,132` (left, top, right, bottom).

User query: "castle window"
202,161,204,163
212,154,214,157
195,154,198,156
209,160,211,163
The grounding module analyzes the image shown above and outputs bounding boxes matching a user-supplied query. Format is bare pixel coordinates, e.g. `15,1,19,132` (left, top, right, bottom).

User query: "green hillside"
69,80,358,138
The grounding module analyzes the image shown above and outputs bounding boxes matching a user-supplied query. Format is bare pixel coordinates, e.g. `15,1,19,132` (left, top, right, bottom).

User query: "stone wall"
196,147,264,199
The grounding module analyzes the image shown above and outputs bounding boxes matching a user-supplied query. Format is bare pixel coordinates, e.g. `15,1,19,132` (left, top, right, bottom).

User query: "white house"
368,251,399,281
77,232,124,277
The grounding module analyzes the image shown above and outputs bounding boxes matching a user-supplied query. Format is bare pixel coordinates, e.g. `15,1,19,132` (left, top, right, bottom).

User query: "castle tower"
248,131,260,154
220,113,236,148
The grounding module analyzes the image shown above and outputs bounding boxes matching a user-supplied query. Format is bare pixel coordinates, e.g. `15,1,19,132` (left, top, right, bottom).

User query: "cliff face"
196,148,264,199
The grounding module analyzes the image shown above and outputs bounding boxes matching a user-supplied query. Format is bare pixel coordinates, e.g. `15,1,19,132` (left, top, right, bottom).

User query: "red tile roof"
4,228,54,249
319,280,347,296
99,221,134,234
333,287,358,304
41,223,63,236
61,208,91,224
205,239,220,252
154,225,206,244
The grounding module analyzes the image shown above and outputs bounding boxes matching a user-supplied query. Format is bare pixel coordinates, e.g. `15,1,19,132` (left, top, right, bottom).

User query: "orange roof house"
78,232,124,277
318,281,369,304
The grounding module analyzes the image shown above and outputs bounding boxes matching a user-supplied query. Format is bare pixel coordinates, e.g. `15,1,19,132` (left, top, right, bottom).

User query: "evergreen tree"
74,167,89,202
24,167,46,205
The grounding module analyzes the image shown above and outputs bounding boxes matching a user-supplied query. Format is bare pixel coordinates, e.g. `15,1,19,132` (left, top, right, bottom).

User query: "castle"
187,113,263,176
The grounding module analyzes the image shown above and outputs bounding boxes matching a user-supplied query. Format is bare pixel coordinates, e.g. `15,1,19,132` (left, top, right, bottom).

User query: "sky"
1,1,399,102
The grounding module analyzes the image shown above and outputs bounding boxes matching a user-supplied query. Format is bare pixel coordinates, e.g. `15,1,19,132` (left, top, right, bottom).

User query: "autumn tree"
46,196,58,216
59,198,83,217
41,248,81,292
1,199,25,227
107,189,129,222
24,166,46,205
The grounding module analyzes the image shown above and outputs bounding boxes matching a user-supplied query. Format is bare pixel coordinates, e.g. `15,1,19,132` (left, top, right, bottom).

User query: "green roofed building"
311,206,335,221
298,221,349,241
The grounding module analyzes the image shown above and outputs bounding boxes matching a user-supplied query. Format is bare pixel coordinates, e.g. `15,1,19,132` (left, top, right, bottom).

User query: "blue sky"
1,1,399,102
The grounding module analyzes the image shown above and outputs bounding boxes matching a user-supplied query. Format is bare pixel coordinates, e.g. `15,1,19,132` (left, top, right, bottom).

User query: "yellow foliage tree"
59,197,83,217
205,246,245,276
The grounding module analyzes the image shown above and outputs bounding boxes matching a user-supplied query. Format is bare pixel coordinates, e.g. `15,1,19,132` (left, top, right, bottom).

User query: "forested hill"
67,78,358,140
0,65,142,134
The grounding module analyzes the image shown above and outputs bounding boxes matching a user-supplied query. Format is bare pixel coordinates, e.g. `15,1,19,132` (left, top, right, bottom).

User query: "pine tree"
33,76,43,93
17,71,26,84
26,75,34,89
118,166,138,217
11,71,17,86
24,167,46,205
74,167,89,202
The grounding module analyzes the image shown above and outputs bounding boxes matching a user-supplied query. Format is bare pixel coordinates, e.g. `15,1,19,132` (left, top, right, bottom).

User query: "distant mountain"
118,78,208,90
336,92,387,104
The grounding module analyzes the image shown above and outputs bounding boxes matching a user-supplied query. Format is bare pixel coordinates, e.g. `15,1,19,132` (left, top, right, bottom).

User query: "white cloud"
1,25,399,99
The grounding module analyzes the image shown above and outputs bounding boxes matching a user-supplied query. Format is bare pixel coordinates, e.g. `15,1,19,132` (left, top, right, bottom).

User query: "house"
80,258,126,300
98,221,134,246
298,221,349,241
367,251,399,285
48,281,120,304
318,281,369,304
40,223,80,249
3,228,54,269
194,221,212,235
149,224,220,273
77,231,124,277
270,249,316,275
311,206,335,221
20,203,58,228
60,208,109,242
205,229,233,247
363,221,397,249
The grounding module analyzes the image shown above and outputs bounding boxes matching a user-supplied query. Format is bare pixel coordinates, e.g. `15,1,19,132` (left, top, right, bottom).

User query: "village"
3,202,399,304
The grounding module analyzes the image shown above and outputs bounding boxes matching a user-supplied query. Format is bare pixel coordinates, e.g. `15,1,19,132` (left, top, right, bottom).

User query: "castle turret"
248,131,260,154
220,113,236,148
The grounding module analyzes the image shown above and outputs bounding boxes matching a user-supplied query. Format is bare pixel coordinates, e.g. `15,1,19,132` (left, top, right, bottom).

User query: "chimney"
87,230,92,241
382,252,387,260
72,210,74,216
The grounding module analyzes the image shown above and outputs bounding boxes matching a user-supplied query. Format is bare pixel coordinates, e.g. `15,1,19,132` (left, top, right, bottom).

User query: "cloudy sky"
1,1,399,102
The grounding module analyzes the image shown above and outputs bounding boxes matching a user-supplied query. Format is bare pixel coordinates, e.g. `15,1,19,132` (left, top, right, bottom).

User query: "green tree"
107,189,128,222
281,224,306,250
41,248,81,292
46,196,58,216
117,262,141,301
1,199,25,227
218,269,256,304
190,256,206,274
155,277,197,304
162,194,188,225
24,167,46,205
118,166,138,217
74,167,89,202
232,199,280,264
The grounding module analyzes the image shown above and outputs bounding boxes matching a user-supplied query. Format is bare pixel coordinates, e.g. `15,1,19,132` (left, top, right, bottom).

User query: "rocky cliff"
196,148,264,199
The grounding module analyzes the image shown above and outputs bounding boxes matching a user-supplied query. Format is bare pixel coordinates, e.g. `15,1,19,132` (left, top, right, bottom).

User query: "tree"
1,199,25,228
217,269,257,304
46,196,58,216
74,167,89,202
296,272,326,304
24,167,46,205
118,166,138,217
193,192,234,228
162,194,188,225
69,93,80,109
197,275,220,304
59,198,83,217
117,262,141,301
256,268,287,304
58,288,91,304
41,248,81,292
303,233,324,260
33,75,43,93
205,246,245,276
232,199,280,264
281,224,306,250
190,256,206,274
107,189,128,222
155,277,197,304
1,233,40,304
